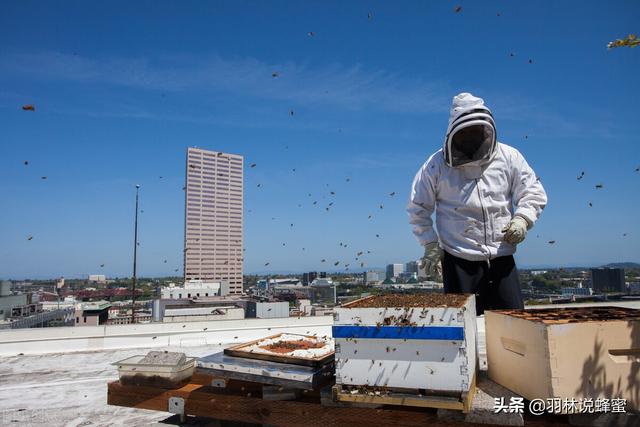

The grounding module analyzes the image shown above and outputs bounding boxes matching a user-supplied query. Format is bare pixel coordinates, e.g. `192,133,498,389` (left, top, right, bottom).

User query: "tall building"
184,147,243,294
590,268,625,293
302,271,318,286
405,261,418,274
88,274,106,283
386,263,404,280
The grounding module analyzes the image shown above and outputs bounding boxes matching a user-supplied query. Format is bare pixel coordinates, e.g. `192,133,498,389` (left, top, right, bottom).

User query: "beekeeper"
407,92,547,314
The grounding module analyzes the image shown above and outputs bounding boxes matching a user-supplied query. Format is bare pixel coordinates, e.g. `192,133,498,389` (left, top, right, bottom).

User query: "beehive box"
113,353,196,388
486,307,640,412
333,293,477,393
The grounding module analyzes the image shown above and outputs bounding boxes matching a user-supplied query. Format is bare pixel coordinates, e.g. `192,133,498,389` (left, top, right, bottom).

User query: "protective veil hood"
443,93,497,168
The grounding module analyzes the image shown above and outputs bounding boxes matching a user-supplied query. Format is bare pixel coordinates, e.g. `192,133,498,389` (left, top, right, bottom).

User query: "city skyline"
1,1,639,279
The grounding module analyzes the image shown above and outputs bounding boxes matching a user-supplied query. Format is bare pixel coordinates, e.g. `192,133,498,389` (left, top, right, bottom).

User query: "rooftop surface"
1,301,638,426
0,319,484,426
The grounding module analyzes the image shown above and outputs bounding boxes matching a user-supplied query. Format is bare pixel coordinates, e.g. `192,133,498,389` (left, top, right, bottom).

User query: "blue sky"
1,1,639,279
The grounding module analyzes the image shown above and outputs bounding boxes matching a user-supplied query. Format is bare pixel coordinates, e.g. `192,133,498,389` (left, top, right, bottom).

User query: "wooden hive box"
332,293,477,393
486,306,640,412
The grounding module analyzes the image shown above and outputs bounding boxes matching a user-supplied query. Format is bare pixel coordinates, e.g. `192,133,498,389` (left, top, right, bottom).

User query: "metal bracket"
168,396,185,415
211,378,227,388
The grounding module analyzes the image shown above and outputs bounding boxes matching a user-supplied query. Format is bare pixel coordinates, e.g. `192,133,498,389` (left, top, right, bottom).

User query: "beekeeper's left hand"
502,216,529,244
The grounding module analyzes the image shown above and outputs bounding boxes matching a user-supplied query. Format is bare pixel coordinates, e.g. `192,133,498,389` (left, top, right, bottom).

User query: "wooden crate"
332,370,476,413
486,307,640,412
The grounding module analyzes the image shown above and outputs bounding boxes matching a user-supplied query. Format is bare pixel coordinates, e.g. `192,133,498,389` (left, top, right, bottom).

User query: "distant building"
312,306,334,316
311,278,333,287
298,299,312,315
76,301,111,326
302,272,318,286
399,271,418,281
309,278,335,304
152,295,252,322
163,305,243,323
591,268,625,293
184,147,244,294
364,271,382,284
319,272,327,279
246,301,289,319
107,313,153,325
530,270,548,276
405,261,418,274
269,278,302,287
0,281,27,321
561,287,593,296
386,264,404,280
258,278,302,297
88,274,106,283
161,279,225,299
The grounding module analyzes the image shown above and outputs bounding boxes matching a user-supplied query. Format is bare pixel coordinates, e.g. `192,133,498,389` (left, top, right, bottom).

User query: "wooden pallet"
332,372,476,413
107,370,571,426
108,378,467,427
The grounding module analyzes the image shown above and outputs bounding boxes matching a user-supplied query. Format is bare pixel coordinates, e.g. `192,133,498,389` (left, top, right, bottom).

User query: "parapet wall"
0,315,334,356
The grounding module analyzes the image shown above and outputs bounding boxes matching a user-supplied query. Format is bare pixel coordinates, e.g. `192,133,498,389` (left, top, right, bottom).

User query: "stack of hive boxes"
333,294,477,394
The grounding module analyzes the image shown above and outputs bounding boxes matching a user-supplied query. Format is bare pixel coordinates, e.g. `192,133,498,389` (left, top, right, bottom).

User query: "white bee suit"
407,93,547,262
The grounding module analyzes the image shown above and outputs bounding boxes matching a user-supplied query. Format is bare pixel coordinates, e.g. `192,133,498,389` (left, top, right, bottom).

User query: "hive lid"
490,306,640,324
139,351,187,366
341,293,471,309
223,333,334,367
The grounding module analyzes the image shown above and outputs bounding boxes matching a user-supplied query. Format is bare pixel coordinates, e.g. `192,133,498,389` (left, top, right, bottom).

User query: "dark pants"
442,251,524,315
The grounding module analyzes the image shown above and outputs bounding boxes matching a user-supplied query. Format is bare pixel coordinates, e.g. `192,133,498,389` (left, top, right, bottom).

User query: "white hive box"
333,294,477,393
486,307,640,412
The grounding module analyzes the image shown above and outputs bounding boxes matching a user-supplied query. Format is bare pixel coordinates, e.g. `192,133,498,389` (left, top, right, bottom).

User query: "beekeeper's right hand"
419,241,443,278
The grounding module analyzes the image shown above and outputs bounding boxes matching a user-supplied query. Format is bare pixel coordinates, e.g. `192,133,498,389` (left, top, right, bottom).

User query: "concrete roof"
0,318,484,426
2,300,638,425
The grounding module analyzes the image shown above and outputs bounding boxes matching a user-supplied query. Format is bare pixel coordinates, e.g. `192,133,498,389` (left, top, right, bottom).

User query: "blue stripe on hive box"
332,325,464,340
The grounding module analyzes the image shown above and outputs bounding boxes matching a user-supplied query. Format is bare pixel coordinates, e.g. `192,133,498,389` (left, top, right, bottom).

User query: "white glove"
502,215,529,244
419,241,443,278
